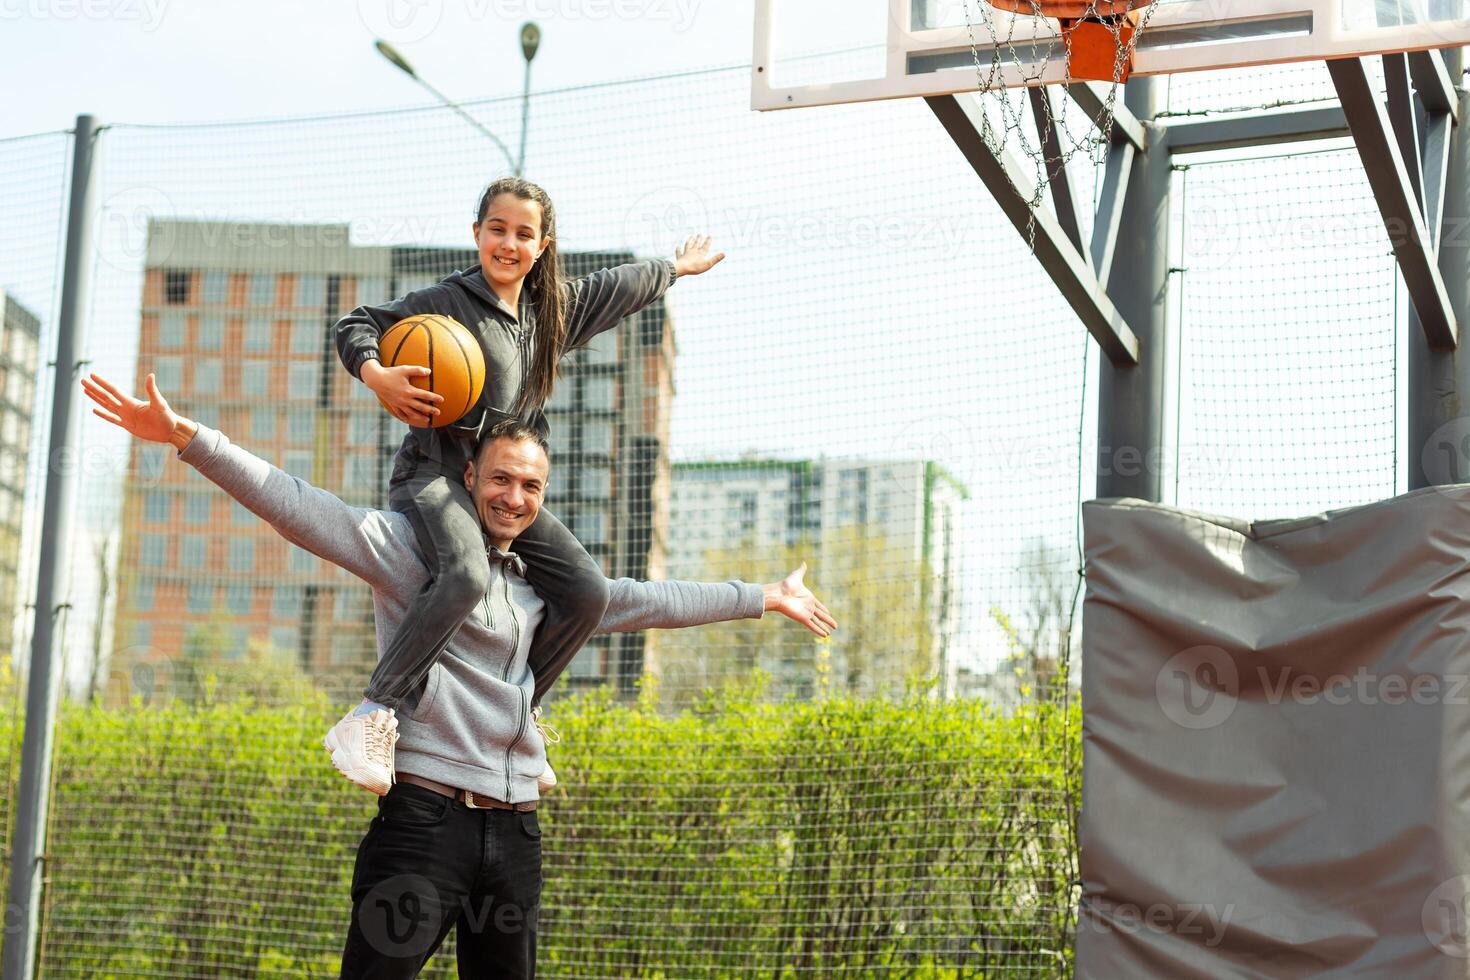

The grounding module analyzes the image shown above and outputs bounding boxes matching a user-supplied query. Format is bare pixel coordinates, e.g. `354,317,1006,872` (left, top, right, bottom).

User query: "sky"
0,0,1421,694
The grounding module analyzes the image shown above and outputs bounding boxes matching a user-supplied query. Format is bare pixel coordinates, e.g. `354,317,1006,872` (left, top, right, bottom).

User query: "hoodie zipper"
501,570,527,799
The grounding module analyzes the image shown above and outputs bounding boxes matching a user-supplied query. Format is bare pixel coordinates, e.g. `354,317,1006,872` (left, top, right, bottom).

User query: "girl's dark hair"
475,177,565,411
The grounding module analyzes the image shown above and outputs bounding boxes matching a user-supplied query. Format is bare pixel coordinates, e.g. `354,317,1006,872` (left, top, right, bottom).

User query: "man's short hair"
474,418,551,465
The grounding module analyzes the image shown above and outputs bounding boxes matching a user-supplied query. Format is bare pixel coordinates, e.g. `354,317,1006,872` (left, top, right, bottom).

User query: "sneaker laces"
364,711,400,785
532,706,560,746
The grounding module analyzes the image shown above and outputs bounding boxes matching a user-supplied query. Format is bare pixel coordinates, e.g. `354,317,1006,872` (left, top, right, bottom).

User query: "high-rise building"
110,220,673,702
0,291,40,655
667,458,967,697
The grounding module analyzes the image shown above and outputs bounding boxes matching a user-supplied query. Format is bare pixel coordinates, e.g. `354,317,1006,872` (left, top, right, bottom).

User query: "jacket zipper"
501,565,527,799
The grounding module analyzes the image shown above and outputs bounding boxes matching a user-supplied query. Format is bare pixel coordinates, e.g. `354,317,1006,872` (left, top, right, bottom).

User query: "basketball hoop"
957,0,1161,245
986,1,1158,82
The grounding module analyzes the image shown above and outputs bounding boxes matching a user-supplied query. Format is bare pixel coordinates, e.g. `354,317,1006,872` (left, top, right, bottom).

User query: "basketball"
376,315,485,429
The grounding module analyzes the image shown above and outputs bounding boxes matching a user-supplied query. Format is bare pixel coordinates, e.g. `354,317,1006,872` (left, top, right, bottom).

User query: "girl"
328,176,722,793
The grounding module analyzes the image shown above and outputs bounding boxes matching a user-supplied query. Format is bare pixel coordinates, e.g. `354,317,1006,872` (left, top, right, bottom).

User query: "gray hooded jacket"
178,424,764,804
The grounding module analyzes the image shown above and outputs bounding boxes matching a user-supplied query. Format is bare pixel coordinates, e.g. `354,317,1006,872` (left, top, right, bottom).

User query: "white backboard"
753,1,1470,109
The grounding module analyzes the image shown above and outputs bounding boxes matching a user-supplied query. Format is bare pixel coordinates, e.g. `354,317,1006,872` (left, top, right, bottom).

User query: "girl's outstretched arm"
562,235,724,352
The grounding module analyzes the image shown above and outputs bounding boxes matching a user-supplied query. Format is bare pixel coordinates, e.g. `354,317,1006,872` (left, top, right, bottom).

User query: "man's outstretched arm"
596,564,837,637
82,372,412,591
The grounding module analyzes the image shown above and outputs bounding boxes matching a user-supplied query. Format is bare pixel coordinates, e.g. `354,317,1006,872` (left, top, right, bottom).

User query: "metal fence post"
3,113,100,980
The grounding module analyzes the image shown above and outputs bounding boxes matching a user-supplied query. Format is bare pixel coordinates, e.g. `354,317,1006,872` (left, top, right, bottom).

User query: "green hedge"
0,686,1078,978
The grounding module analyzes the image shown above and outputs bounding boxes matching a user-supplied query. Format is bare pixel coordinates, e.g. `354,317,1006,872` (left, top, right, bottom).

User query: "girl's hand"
361,360,444,427
673,235,725,278
82,372,196,449
763,562,838,638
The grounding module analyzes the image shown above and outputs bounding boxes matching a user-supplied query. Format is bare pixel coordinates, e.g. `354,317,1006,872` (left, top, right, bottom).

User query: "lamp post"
374,39,518,176
518,22,541,177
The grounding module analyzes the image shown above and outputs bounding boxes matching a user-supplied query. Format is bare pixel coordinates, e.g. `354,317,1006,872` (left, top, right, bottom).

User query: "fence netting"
0,52,1404,978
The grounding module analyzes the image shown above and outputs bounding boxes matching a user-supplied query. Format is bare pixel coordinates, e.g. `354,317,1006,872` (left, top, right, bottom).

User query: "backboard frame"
752,1,1470,110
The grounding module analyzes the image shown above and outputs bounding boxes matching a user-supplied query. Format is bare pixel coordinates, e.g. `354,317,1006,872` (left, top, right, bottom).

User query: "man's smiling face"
464,435,549,550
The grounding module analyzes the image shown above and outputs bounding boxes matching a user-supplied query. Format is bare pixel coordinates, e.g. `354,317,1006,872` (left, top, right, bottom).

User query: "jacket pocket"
410,663,444,722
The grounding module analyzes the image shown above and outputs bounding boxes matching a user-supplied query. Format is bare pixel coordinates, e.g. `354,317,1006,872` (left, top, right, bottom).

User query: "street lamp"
374,39,518,176
518,22,541,177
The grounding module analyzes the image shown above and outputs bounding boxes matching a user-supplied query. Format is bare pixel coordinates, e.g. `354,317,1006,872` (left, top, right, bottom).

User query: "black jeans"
365,472,611,713
339,783,543,978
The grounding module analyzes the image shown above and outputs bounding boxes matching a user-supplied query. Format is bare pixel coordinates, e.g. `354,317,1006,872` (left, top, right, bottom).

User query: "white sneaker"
323,706,399,796
533,706,560,793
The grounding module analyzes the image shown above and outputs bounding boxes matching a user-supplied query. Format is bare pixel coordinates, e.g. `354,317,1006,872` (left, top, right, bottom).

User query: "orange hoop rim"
984,1,1156,18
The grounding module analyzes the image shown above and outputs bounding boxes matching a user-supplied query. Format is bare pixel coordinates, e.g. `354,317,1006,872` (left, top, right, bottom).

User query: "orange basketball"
377,315,485,429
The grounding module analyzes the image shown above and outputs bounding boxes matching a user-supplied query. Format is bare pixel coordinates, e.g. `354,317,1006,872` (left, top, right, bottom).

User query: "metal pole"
1096,78,1170,501
3,113,100,980
518,58,531,177
1408,48,1469,489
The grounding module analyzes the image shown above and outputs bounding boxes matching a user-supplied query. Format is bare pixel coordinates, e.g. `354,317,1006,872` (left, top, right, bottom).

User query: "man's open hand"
764,562,837,638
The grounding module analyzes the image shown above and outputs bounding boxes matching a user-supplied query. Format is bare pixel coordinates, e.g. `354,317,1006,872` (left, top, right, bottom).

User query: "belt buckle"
462,790,486,810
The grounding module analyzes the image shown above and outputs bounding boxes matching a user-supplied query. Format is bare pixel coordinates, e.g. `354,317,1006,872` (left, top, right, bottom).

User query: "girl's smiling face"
474,193,550,292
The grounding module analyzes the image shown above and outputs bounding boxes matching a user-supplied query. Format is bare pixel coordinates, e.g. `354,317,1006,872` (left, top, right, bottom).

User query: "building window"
180,536,206,569
131,621,151,650
202,271,228,304
578,466,612,500
198,314,224,350
241,361,269,397
185,494,210,525
164,269,190,305
229,538,254,572
288,363,317,401
251,409,276,442
582,331,619,366
187,582,213,613
345,455,376,492
583,377,615,411
347,412,377,447
567,641,603,678
334,588,362,620
729,491,758,535
244,316,273,352
288,411,314,445
132,578,154,612
582,419,614,456
289,547,318,573
354,277,389,307
233,502,254,527
248,274,276,306
153,357,182,394
144,491,169,523
273,586,301,617
141,537,165,568
575,508,607,547
158,311,186,348
296,274,326,308
270,626,300,654
193,358,221,395
291,317,321,356
226,583,252,615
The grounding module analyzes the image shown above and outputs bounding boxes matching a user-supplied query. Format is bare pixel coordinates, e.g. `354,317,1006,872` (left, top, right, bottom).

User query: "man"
82,372,836,978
